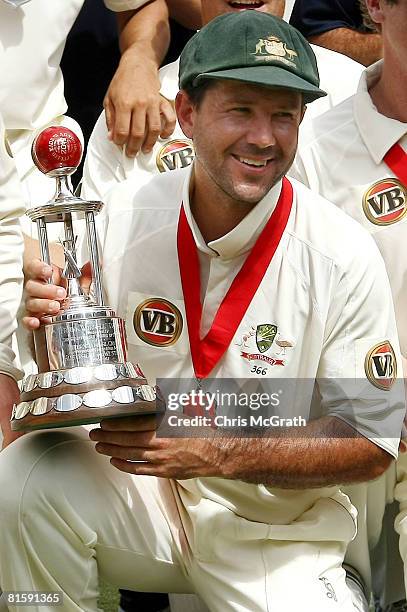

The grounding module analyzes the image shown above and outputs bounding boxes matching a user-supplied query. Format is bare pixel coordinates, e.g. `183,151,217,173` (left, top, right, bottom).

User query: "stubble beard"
195,147,295,210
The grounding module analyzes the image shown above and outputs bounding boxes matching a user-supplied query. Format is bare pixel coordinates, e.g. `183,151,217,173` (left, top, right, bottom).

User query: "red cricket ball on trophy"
32,126,82,176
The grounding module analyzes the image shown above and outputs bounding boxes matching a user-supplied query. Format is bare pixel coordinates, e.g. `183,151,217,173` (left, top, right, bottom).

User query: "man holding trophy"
0,11,404,611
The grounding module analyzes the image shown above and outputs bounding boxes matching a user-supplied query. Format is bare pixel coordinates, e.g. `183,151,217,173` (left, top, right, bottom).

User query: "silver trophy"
12,126,163,431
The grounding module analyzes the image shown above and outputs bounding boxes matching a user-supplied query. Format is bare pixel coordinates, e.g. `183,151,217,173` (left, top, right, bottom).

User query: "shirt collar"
354,60,407,164
181,165,283,260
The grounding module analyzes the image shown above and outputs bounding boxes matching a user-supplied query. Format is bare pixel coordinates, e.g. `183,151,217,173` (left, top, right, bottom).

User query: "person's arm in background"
166,0,202,30
104,0,176,157
290,0,382,66
308,28,381,66
0,117,25,448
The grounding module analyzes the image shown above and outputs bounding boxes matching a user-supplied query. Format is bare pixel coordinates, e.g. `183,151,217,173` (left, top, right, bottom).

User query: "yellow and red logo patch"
156,139,194,173
363,179,407,226
134,298,183,347
364,341,397,390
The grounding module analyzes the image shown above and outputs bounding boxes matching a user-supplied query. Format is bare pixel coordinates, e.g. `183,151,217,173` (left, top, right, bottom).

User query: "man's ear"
175,90,195,139
365,0,384,27
299,105,306,125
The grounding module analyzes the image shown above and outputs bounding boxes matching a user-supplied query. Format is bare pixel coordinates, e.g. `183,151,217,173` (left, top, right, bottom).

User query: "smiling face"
201,0,285,24
176,80,304,209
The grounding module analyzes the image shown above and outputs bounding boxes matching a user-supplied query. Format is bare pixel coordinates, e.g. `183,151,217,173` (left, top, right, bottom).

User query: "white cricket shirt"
291,61,407,357
289,61,407,600
96,165,403,535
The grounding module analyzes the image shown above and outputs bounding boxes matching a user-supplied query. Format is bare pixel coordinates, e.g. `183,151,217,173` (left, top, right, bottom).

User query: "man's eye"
231,107,250,113
275,112,294,119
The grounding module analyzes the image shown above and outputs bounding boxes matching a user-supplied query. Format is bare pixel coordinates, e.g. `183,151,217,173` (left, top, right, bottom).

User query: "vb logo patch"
156,139,194,173
363,179,407,225
134,298,183,347
365,341,397,390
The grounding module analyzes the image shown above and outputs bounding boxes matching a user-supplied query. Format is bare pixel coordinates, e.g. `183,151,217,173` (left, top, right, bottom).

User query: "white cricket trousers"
0,429,361,612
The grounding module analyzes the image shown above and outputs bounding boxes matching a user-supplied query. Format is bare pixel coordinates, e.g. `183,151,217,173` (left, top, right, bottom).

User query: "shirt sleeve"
290,0,365,38
0,115,25,381
316,229,405,459
103,0,151,11
81,112,126,203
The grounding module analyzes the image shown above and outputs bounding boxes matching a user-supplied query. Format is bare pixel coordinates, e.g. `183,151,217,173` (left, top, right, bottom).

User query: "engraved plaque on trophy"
11,126,163,431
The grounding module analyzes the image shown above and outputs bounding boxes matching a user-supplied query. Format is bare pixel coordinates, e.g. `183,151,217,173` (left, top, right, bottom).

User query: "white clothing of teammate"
0,0,151,230
290,59,407,607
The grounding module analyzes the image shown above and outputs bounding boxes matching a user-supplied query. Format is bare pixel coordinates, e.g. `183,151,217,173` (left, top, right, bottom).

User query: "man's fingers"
89,427,165,449
123,104,147,157
140,105,162,154
111,103,133,148
110,457,165,476
95,443,157,462
22,316,41,331
98,415,159,432
24,258,53,282
25,279,66,301
159,97,176,140
25,278,65,322
24,258,65,288
25,298,62,316
104,98,114,139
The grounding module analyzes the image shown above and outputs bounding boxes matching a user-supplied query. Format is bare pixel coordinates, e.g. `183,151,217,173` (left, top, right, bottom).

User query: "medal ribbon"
177,177,293,379
384,143,407,185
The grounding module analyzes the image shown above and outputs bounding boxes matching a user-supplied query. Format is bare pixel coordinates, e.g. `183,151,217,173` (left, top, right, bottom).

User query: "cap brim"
194,65,326,104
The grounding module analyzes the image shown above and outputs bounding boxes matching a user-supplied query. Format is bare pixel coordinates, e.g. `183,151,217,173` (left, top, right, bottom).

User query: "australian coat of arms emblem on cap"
253,35,298,68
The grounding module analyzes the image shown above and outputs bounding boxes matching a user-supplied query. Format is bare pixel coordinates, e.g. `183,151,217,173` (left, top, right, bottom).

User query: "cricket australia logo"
237,324,294,374
363,179,407,226
256,324,278,353
253,35,298,68
365,341,397,390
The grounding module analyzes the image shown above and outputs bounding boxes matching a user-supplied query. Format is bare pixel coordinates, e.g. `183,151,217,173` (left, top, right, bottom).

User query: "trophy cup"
11,126,163,431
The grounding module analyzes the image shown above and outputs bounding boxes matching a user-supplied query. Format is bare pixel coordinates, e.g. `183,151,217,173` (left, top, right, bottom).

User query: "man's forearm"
166,0,202,30
216,416,392,489
309,29,382,66
117,0,170,65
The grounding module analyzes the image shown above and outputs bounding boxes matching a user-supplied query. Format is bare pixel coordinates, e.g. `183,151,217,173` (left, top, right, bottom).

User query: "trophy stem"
36,218,51,283
54,175,74,203
85,211,104,307
63,213,76,247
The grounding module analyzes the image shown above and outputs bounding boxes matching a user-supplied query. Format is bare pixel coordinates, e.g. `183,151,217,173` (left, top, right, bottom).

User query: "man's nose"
246,114,276,149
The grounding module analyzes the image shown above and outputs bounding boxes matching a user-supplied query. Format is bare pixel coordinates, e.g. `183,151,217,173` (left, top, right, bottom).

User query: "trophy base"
11,362,164,432
11,397,164,432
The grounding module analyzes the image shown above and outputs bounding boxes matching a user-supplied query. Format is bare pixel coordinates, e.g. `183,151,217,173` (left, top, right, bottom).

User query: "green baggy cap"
179,11,326,104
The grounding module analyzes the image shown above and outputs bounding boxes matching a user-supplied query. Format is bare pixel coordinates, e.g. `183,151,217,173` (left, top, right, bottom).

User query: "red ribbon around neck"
384,143,407,185
177,177,294,379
